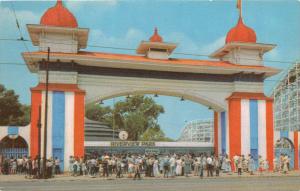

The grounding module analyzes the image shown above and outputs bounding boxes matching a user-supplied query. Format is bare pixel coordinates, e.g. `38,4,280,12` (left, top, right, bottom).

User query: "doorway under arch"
275,137,294,169
88,93,215,141
0,135,28,159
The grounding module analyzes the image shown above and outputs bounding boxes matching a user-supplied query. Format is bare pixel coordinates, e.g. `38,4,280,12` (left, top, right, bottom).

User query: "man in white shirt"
206,155,213,177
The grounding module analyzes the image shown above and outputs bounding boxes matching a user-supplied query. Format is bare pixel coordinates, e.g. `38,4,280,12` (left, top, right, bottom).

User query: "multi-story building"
273,62,300,132
178,119,214,143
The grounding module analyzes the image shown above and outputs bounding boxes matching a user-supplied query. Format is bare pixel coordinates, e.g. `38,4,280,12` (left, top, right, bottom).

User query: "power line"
8,2,35,64
0,37,297,65
1,9,298,88
0,62,26,66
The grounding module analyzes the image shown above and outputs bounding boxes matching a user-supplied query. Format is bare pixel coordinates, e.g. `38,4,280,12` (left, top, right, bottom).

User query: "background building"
273,62,300,132
178,119,213,143
273,62,300,169
85,118,119,142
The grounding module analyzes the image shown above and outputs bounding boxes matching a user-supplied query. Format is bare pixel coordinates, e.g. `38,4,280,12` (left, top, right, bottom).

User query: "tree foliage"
0,84,30,126
11,104,31,126
139,127,174,141
85,104,112,125
86,95,172,141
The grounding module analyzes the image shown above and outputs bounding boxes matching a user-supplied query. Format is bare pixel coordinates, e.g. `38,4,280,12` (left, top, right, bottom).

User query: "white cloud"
89,28,146,50
88,28,226,59
199,36,225,55
167,32,201,53
265,48,279,61
165,32,225,57
0,5,39,38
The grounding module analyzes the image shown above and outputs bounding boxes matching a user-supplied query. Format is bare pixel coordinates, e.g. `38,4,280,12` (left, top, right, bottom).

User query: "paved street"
0,175,300,191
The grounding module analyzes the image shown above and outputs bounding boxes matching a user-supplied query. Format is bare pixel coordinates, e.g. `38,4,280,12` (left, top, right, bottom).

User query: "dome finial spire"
149,27,163,42
237,0,242,18
57,0,63,6
40,0,78,28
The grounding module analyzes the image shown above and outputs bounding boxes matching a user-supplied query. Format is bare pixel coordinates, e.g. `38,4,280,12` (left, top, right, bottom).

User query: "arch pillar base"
217,92,274,171
30,83,85,171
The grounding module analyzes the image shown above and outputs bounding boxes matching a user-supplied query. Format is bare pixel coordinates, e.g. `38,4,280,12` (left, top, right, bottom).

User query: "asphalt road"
0,176,299,191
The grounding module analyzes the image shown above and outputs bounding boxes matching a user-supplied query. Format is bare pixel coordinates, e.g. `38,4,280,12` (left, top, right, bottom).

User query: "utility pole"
42,47,50,179
37,105,42,178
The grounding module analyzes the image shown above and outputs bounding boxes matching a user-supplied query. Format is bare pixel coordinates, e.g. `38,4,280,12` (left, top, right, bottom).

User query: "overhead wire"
8,2,35,64
0,37,297,65
1,2,299,91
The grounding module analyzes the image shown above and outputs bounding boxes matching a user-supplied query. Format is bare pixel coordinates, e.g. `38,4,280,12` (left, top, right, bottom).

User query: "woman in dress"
264,159,269,172
184,157,191,177
11,159,17,174
258,156,264,175
159,158,164,174
153,159,160,177
175,157,182,176
225,155,232,174
128,161,134,178
248,155,255,175
69,156,74,176
193,159,200,176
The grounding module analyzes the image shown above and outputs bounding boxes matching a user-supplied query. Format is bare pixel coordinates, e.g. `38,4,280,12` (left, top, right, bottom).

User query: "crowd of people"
0,156,61,178
0,153,292,179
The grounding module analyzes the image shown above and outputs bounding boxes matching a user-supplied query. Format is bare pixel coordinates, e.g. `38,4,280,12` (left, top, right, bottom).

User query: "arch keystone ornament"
23,0,280,171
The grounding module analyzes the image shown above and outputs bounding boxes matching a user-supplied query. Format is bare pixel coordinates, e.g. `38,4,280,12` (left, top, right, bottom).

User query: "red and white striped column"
30,83,85,171
216,92,275,171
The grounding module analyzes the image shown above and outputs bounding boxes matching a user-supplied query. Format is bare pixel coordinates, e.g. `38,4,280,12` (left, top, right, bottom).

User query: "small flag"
237,0,241,9
237,0,242,17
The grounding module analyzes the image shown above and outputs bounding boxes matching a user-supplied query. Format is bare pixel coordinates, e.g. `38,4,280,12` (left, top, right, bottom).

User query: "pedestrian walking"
133,161,141,180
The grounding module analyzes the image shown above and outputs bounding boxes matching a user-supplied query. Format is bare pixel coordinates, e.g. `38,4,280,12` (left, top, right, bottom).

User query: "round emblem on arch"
119,131,128,140
8,134,19,140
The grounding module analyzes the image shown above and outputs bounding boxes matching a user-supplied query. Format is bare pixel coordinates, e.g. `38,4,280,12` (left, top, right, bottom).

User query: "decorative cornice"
31,83,85,94
226,92,273,101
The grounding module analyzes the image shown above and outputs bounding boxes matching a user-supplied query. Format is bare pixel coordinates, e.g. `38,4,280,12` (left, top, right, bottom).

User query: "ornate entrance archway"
22,0,279,171
0,135,28,158
275,138,295,169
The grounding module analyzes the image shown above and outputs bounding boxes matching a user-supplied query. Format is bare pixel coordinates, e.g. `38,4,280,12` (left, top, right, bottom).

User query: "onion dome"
225,17,256,44
40,0,78,28
149,27,163,42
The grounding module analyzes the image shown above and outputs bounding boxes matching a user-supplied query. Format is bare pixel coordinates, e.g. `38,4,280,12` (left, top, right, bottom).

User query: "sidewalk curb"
1,173,300,183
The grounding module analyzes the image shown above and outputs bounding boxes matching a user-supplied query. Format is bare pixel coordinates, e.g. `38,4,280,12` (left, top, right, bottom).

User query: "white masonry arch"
78,73,236,112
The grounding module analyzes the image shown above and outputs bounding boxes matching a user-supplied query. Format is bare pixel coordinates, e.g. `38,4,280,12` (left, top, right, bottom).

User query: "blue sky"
0,0,299,139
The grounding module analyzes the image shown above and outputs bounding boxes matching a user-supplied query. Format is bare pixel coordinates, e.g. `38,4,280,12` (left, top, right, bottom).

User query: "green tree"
85,103,112,125
11,105,31,126
0,84,26,126
113,95,164,140
85,95,165,141
139,127,174,141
